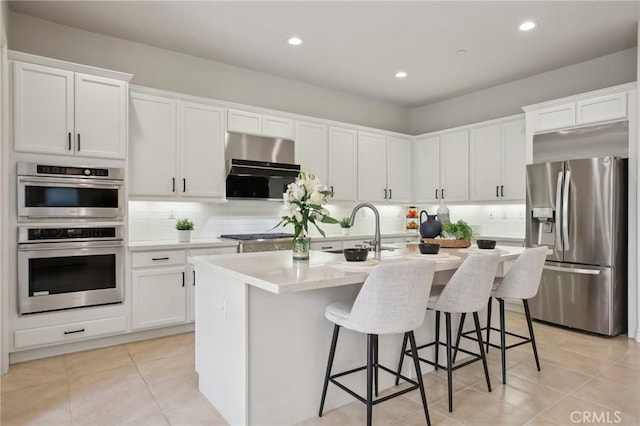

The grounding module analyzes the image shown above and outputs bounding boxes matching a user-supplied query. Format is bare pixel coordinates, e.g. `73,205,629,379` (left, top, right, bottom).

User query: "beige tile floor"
1,311,639,425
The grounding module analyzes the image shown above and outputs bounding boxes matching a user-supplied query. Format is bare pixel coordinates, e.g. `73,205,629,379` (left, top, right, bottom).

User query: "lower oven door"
18,240,124,315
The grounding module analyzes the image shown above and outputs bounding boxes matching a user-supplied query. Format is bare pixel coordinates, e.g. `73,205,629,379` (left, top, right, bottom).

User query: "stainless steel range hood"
225,132,300,200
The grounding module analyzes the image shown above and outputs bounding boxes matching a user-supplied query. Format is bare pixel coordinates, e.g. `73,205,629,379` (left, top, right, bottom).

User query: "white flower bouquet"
276,171,338,240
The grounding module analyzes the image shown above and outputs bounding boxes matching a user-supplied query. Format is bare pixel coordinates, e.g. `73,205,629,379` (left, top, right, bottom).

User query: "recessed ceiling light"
456,49,467,55
287,36,303,46
519,21,537,31
395,71,408,79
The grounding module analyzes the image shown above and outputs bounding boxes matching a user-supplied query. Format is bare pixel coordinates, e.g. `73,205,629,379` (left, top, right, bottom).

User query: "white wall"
7,11,412,134
1,0,9,374
411,48,637,134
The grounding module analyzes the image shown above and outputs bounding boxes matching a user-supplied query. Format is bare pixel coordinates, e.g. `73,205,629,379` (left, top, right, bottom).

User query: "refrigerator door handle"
562,170,571,251
543,265,600,275
555,171,563,250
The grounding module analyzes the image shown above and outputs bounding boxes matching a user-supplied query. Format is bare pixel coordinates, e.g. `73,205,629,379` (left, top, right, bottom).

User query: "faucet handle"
363,240,377,247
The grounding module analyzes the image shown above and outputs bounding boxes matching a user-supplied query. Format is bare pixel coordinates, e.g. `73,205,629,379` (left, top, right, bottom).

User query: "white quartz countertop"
128,239,239,251
189,246,526,294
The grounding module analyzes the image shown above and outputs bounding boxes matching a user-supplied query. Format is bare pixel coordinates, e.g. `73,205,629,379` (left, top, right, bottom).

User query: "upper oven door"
18,176,124,219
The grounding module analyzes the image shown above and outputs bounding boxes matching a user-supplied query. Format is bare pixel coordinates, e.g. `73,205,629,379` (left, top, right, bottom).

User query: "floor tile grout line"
567,379,640,420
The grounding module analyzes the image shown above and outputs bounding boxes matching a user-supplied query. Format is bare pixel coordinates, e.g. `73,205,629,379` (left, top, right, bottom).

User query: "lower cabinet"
131,266,187,330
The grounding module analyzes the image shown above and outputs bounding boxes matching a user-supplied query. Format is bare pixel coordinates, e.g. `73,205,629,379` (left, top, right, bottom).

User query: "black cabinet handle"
183,178,186,193
441,189,445,199
384,188,388,199
172,178,176,192
321,246,333,250
389,189,392,199
152,257,169,261
182,272,185,287
330,186,334,197
501,185,504,197
193,270,196,286
68,132,72,150
64,328,85,335
77,134,81,151
496,185,499,197
435,189,438,199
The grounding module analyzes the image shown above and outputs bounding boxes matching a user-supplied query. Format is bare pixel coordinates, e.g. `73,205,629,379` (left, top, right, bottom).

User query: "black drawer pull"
182,272,185,287
183,178,186,192
64,328,85,335
193,270,196,286
496,186,499,197
501,185,504,197
435,189,438,199
172,178,176,192
77,133,81,151
68,132,72,150
152,257,170,261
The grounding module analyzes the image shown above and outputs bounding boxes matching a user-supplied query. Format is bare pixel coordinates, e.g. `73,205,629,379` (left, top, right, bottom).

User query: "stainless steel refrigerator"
526,156,627,336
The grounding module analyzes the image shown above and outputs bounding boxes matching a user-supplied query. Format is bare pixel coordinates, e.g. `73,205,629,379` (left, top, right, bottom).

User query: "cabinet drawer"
14,316,127,349
533,104,576,133
131,250,186,268
262,114,293,139
189,246,238,256
576,93,627,125
228,109,261,135
310,241,342,251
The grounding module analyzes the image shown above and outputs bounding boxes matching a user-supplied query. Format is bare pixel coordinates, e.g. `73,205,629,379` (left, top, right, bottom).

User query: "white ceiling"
8,1,640,107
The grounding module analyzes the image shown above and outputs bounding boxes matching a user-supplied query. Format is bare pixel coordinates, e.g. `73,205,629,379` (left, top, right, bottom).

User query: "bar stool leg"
366,334,374,426
445,312,453,412
373,334,379,397
473,312,492,392
408,331,431,426
395,333,409,386
523,300,541,371
434,310,441,371
452,313,466,363
318,324,340,417
499,298,507,384
486,298,492,353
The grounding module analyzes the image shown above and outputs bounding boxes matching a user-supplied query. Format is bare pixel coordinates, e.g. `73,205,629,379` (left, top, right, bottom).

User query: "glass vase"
292,236,310,261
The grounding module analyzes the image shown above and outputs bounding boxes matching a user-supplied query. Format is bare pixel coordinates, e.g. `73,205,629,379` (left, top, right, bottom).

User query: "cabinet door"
470,125,501,201
328,127,357,201
413,135,440,202
576,93,627,125
129,92,177,196
386,135,411,202
74,73,127,159
13,61,74,155
501,120,526,200
295,121,328,181
532,104,576,133
262,114,293,139
357,131,387,202
227,109,261,135
131,267,187,330
441,130,469,202
179,101,225,198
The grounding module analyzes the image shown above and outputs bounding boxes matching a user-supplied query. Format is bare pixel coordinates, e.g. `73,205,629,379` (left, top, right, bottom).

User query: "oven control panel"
19,225,123,243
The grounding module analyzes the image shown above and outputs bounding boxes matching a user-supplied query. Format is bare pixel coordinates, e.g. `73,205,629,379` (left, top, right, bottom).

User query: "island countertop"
188,246,526,295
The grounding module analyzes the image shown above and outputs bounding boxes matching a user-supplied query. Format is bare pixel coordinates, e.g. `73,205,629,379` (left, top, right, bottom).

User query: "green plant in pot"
176,218,194,242
339,217,351,235
440,220,473,241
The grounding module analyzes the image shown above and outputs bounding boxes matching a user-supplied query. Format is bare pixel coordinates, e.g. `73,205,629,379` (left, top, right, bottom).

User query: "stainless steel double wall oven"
17,162,125,315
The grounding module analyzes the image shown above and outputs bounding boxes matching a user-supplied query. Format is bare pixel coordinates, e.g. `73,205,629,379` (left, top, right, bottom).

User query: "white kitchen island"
189,247,526,425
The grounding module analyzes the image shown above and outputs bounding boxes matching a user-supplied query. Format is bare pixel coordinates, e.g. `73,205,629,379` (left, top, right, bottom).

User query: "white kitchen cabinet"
129,89,225,199
295,121,328,181
228,109,293,139
414,130,469,203
187,247,237,322
576,92,627,125
328,126,357,201
131,266,187,330
470,118,525,201
531,104,576,133
357,132,411,202
13,61,127,159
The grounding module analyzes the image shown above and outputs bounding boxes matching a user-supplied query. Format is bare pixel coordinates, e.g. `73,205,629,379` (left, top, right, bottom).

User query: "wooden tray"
420,238,470,248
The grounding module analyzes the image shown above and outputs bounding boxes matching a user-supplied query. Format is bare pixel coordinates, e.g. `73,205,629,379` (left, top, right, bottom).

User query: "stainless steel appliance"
219,233,295,253
17,162,125,219
18,224,124,314
526,156,627,335
225,132,300,200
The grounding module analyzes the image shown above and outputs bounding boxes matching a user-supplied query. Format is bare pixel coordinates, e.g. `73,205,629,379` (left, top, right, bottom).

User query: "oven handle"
18,240,124,251
18,176,124,187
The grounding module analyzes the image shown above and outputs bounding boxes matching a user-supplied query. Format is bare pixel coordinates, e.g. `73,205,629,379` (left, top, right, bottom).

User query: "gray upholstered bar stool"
396,254,501,413
318,260,437,426
453,246,548,384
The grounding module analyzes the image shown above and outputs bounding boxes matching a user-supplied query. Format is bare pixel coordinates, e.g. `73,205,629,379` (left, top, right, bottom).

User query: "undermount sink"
324,246,397,254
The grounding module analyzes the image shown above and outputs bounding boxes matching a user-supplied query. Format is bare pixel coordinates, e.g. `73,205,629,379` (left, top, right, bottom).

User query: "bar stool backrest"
430,254,500,313
347,260,436,335
492,246,548,300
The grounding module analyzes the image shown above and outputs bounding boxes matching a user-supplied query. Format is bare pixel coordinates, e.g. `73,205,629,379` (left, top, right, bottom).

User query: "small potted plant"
339,217,351,236
176,218,194,242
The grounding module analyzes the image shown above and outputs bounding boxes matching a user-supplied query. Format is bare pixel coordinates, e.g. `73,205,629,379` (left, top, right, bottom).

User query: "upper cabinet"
327,127,357,201
357,131,411,202
129,90,225,199
13,61,127,159
470,118,525,201
414,130,469,203
227,109,293,139
295,121,328,183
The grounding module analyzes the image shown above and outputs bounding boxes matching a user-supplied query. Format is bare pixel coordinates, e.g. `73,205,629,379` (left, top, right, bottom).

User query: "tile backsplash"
128,200,525,242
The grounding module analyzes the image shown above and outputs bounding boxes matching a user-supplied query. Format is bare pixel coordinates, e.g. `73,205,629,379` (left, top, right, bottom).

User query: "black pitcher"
419,210,442,238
